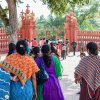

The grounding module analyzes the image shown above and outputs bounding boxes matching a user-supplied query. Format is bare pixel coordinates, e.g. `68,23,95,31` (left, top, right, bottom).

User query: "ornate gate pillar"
19,5,36,41
64,9,78,50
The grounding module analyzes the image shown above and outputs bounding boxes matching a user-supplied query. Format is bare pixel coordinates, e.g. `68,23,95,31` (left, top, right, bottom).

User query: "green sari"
36,55,63,100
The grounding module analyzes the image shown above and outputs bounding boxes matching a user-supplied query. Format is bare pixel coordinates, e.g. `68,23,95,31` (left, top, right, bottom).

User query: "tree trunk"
6,0,18,43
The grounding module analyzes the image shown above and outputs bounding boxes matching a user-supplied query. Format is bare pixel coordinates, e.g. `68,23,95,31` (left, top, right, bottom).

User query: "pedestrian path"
60,53,80,100
1,52,96,100
0,54,6,61
61,51,100,100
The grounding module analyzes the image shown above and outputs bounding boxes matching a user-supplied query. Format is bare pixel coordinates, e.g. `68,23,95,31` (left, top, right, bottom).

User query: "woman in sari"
0,40,39,100
35,44,64,100
75,42,100,100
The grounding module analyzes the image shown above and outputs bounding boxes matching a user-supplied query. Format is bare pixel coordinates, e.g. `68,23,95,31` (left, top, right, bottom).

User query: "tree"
0,19,4,28
74,1,100,30
36,14,65,39
5,0,18,43
41,0,90,15
0,0,90,42
0,5,9,26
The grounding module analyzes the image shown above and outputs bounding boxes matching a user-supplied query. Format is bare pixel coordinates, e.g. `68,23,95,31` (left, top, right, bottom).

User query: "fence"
78,30,100,50
0,28,9,53
0,28,23,53
64,10,100,51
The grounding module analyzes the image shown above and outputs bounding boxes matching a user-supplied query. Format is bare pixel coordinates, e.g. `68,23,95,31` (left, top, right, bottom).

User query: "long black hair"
8,43,16,56
16,40,28,55
30,46,40,59
87,42,98,55
41,45,51,67
50,43,59,57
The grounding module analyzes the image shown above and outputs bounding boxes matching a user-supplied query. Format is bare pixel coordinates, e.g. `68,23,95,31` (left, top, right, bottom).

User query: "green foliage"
0,0,90,28
0,19,4,27
36,14,65,39
0,5,9,26
74,1,100,30
16,0,90,15
5,26,12,34
41,0,90,15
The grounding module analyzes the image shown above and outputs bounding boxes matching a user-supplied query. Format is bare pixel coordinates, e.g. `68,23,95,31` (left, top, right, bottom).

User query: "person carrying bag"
36,57,49,85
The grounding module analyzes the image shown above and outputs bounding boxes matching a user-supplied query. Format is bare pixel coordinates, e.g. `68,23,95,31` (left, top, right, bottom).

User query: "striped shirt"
75,55,100,92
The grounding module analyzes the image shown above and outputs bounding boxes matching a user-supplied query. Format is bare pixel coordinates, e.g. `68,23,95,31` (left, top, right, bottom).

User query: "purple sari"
35,56,64,100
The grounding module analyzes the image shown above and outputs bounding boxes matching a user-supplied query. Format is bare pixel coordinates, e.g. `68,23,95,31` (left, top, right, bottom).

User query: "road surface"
60,52,81,100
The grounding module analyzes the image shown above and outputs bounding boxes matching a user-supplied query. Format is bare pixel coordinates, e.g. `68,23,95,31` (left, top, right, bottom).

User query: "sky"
0,0,50,18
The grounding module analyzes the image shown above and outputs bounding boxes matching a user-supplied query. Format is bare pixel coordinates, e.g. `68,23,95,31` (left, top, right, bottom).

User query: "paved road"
60,53,81,100
1,52,100,100
0,53,80,100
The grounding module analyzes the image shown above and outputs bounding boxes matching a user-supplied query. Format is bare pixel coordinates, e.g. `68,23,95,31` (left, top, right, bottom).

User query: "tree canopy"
41,0,90,15
74,0,100,30
0,0,90,31
0,5,9,26
36,14,65,39
0,0,99,42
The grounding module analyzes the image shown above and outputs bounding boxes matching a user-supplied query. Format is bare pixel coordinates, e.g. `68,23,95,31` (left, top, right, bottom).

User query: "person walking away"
66,39,70,55
29,40,32,50
30,46,40,59
41,38,46,46
0,40,39,100
35,45,64,100
79,43,84,55
39,39,42,47
32,38,38,47
0,43,16,99
7,43,16,56
44,40,49,45
57,42,62,56
71,41,77,56
74,42,100,100
61,44,66,60
50,43,59,59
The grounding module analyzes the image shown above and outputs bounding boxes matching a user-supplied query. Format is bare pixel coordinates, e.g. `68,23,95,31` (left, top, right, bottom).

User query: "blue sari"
0,53,39,99
0,68,34,100
10,79,34,100
0,68,10,100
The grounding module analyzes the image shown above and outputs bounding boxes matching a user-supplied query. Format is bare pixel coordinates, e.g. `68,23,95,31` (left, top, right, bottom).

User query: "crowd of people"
0,38,100,100
25,38,71,60
0,39,64,100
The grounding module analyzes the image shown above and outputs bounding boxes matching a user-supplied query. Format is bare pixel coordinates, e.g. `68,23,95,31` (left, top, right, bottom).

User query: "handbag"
36,57,49,85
